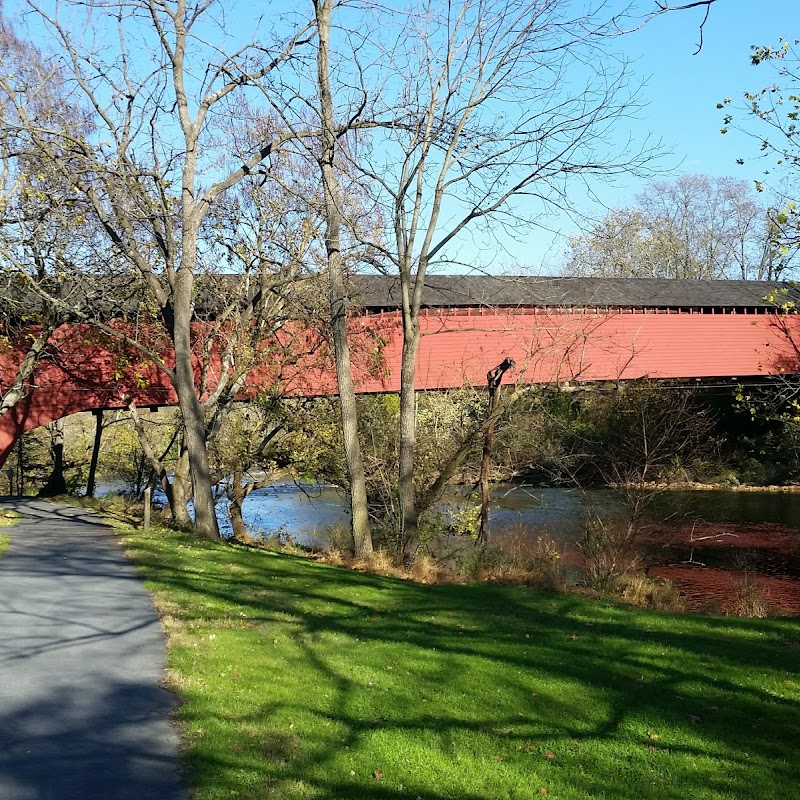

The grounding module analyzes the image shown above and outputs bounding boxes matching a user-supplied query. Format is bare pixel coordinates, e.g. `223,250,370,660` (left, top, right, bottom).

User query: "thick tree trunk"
329,277,372,558
163,445,192,527
398,322,420,556
172,262,220,539
315,0,372,558
85,409,103,498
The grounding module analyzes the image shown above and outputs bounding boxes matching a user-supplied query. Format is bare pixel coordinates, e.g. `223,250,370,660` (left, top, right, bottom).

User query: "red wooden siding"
1,308,798,467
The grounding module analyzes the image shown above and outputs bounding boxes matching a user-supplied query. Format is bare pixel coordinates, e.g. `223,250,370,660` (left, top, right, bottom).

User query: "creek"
216,480,800,550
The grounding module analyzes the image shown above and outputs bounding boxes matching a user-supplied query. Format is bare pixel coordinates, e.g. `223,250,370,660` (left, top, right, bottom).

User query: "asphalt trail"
0,498,186,800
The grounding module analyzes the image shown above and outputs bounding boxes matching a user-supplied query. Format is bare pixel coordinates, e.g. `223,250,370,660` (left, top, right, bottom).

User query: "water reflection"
98,479,800,554
223,482,800,547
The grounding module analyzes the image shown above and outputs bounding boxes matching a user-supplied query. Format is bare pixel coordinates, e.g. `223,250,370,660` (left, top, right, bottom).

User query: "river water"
214,480,800,548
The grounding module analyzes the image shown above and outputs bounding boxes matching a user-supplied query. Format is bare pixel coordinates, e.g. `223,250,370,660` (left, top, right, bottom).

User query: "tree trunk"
128,403,192,526
329,278,372,558
163,444,192,527
315,0,372,558
228,468,249,540
0,320,59,418
479,359,515,544
172,263,220,539
398,321,420,556
16,437,24,496
39,418,66,497
85,409,103,498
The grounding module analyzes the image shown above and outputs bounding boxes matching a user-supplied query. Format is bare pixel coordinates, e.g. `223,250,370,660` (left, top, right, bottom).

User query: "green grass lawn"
120,526,800,800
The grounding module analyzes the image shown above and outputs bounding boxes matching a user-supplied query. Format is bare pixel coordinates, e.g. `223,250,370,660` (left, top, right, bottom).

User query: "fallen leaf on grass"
539,788,548,796
493,755,506,762
545,750,556,760
372,770,383,781
688,714,702,724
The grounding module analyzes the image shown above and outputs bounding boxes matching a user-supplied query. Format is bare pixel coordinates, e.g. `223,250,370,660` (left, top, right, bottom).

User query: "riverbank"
630,481,800,493
117,522,800,800
59,485,800,617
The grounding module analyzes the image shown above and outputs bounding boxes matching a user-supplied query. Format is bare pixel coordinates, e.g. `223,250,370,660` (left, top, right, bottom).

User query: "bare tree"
547,383,712,587
311,0,373,557
565,175,796,280
330,0,662,548
0,2,317,537
0,16,125,420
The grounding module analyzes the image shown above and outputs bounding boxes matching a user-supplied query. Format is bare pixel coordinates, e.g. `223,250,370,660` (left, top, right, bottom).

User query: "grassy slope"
120,527,800,800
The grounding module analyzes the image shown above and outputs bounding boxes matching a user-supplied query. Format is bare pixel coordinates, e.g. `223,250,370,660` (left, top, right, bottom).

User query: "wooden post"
143,487,152,530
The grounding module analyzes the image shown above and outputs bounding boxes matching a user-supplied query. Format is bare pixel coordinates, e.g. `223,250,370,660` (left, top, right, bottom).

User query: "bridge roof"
350,275,799,311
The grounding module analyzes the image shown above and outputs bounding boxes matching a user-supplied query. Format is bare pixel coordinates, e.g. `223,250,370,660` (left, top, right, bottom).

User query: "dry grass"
230,530,258,546
731,573,771,618
409,554,443,584
476,530,566,591
616,574,687,613
315,527,568,591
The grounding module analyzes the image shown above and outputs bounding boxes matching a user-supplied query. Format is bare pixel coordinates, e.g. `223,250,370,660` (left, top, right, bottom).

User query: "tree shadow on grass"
130,533,800,800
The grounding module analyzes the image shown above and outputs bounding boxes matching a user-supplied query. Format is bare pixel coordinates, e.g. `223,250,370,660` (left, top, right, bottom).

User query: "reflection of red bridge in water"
2,276,800,467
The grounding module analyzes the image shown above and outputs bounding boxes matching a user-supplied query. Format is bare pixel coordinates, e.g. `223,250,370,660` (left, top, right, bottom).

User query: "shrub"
731,573,770,618
616,574,687,612
579,514,641,590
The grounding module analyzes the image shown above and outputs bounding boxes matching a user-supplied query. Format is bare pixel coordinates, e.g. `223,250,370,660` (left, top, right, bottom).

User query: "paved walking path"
0,498,187,800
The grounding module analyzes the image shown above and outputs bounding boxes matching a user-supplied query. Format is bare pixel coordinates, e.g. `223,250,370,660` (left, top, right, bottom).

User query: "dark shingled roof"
349,275,800,310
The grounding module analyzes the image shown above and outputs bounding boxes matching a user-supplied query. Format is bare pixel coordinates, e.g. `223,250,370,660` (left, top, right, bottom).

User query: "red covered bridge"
1,275,799,467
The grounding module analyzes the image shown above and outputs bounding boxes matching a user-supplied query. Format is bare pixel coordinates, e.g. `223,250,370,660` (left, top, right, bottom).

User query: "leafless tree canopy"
564,174,799,281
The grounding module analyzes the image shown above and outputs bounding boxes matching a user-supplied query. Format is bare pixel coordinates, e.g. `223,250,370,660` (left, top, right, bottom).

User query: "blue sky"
516,0,798,272
620,0,793,181
8,0,795,274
